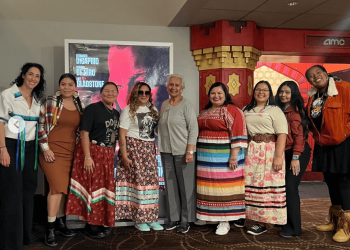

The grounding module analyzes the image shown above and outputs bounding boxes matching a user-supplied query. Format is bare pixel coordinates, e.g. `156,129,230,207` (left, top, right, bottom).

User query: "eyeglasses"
138,90,151,96
255,88,269,93
103,90,118,94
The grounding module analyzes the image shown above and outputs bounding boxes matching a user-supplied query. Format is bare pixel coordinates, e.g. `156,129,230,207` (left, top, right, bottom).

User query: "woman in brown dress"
38,73,84,247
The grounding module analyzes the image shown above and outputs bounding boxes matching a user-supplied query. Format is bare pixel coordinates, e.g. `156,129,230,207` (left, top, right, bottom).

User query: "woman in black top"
66,82,120,239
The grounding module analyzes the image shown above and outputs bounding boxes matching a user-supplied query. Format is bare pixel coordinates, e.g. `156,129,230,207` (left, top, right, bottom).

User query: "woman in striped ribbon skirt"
196,82,247,236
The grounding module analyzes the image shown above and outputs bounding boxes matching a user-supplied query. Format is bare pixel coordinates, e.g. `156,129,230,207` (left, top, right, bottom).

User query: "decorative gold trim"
192,46,261,71
227,73,241,97
248,75,253,96
205,74,216,95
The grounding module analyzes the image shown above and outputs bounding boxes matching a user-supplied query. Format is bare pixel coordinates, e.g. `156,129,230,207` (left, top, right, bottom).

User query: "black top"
80,101,120,147
311,93,328,133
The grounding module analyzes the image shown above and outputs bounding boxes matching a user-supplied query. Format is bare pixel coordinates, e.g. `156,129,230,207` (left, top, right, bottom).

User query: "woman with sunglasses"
115,82,163,232
66,82,120,239
158,74,198,234
243,81,288,236
275,81,311,238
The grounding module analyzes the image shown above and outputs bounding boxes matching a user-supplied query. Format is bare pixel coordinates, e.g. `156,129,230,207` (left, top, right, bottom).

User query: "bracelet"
84,157,92,160
229,158,237,161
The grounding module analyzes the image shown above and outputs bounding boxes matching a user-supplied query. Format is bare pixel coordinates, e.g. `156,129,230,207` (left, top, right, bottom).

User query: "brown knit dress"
40,107,81,195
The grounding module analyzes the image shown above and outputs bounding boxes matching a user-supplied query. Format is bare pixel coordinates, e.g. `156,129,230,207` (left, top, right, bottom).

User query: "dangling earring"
266,99,269,106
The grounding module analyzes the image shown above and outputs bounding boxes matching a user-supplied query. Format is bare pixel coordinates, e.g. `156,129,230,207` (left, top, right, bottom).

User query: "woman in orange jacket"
306,65,350,243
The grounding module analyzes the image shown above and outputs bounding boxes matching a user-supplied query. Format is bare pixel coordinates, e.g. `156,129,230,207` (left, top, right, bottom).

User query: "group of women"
0,63,349,250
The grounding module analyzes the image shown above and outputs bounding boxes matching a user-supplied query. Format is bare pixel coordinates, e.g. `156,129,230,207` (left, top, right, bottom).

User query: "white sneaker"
215,222,230,235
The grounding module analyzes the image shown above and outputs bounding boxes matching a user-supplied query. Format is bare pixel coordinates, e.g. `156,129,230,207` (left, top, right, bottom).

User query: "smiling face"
209,86,226,108
307,66,328,91
101,84,118,106
138,85,151,106
167,77,183,98
59,77,76,99
278,85,292,106
22,67,41,90
254,83,270,106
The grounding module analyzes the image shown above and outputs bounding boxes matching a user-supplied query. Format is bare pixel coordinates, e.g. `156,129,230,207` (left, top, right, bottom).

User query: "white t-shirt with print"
119,105,158,142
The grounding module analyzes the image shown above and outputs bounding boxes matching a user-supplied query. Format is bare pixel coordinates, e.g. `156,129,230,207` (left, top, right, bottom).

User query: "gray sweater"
158,98,198,155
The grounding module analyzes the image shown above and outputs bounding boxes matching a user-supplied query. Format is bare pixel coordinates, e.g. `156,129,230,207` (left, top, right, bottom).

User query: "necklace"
102,102,114,115
253,105,267,113
311,91,326,118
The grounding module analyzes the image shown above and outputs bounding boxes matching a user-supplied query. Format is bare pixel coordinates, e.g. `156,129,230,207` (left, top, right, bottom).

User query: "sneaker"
247,224,267,236
164,221,179,230
233,218,245,228
178,223,190,234
215,222,230,235
147,222,164,231
135,223,151,232
84,223,105,239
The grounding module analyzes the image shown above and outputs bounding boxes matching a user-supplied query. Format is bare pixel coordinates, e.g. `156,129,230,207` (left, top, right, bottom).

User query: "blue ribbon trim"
8,112,39,171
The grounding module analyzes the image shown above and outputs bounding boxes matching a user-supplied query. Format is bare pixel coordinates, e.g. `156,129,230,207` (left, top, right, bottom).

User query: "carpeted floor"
25,198,350,250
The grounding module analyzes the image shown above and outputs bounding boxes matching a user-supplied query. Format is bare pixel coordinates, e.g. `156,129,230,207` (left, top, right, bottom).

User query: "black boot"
45,222,58,247
84,223,105,239
55,216,76,237
98,226,112,236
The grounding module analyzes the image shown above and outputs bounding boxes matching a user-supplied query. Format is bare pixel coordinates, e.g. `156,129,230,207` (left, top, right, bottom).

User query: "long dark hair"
57,73,83,114
275,81,309,138
204,82,234,110
58,73,77,86
243,80,276,112
11,62,46,100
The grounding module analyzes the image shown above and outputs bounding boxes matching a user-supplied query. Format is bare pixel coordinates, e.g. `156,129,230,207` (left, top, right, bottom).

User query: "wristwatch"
187,151,194,155
292,155,299,160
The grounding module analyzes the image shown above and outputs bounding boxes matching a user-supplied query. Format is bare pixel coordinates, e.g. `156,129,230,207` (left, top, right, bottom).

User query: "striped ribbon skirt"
115,137,159,223
66,141,116,227
196,139,245,221
244,141,287,225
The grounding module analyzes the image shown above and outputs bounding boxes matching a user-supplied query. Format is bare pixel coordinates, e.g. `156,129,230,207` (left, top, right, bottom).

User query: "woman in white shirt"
115,82,164,232
0,62,46,249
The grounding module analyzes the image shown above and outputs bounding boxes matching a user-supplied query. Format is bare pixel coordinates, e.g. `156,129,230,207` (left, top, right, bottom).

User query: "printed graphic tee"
119,105,158,142
80,101,120,147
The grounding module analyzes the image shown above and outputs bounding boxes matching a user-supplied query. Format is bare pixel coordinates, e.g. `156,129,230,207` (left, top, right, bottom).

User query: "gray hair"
166,74,185,89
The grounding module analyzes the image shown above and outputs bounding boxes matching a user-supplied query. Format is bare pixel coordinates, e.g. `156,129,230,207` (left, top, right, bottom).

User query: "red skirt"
66,141,116,227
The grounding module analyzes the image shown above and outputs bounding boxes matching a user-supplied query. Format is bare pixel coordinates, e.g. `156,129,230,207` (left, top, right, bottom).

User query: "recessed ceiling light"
287,1,298,6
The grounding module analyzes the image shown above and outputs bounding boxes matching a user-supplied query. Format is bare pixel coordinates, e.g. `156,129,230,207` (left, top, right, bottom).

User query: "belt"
248,134,277,143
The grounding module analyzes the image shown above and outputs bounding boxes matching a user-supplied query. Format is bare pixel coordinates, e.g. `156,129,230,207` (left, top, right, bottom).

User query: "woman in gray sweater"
158,74,198,234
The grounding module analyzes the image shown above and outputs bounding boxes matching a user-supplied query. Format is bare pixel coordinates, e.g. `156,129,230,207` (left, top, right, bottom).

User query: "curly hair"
11,62,46,101
127,82,159,121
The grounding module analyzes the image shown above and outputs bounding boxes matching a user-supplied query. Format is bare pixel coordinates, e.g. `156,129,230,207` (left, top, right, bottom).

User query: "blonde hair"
127,82,159,121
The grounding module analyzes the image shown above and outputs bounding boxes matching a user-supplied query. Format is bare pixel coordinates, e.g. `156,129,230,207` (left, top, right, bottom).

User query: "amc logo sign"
323,39,345,46
306,36,350,48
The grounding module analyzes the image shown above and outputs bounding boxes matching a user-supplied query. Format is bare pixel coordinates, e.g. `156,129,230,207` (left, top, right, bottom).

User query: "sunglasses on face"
138,90,151,96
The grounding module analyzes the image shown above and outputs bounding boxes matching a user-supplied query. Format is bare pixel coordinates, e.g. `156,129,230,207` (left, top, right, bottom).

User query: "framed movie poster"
64,39,173,190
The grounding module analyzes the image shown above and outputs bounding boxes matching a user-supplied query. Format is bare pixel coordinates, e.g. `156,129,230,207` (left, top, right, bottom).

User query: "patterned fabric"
38,91,84,152
115,137,159,223
196,104,247,221
66,141,116,227
244,141,287,225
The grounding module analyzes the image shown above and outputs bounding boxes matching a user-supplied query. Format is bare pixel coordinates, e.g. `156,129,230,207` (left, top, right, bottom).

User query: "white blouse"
0,84,41,141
